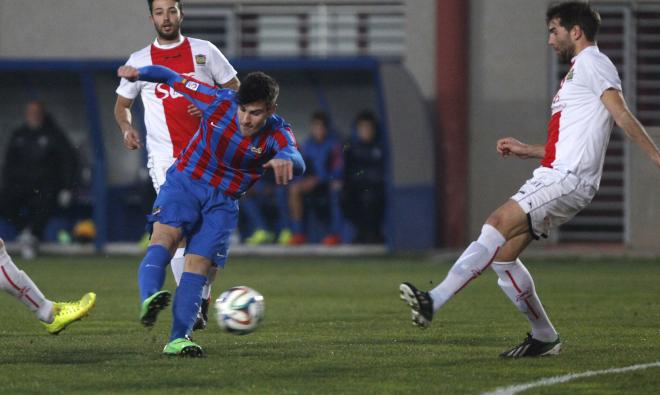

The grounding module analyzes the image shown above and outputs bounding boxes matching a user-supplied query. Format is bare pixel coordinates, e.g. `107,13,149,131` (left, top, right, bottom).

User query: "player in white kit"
399,1,660,357
114,0,239,330
0,239,96,334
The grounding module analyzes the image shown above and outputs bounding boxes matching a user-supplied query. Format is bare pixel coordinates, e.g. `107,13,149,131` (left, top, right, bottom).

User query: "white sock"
429,224,505,312
203,266,217,301
202,283,212,301
492,259,558,342
0,248,54,323
170,248,185,285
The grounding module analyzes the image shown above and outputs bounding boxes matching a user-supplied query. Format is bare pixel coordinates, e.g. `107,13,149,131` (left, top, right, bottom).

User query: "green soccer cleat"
139,290,171,327
163,338,204,357
44,292,97,335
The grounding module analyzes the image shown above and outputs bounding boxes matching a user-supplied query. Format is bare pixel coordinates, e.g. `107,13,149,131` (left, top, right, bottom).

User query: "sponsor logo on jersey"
152,207,161,215
250,146,263,155
566,69,574,81
195,54,207,65
185,80,200,91
155,83,184,100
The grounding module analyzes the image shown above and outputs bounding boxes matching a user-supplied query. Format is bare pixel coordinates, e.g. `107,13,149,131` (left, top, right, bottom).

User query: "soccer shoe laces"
54,301,84,316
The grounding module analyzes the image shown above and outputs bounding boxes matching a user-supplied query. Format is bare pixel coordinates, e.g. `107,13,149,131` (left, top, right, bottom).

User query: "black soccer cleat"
192,297,210,331
399,282,434,328
500,333,562,358
192,315,207,331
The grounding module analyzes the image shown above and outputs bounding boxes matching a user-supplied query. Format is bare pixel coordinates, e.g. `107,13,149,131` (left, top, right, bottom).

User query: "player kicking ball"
400,1,660,358
115,0,240,331
117,64,305,357
0,239,96,334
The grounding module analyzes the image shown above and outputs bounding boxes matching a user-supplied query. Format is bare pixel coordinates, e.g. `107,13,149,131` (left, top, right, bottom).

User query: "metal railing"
184,1,406,58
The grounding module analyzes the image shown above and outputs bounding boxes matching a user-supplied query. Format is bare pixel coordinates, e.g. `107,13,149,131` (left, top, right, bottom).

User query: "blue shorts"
147,167,239,267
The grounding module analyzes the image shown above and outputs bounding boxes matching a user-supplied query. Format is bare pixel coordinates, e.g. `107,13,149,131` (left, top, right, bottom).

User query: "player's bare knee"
149,232,179,254
485,213,511,239
149,223,182,253
184,255,212,276
485,203,529,240
485,213,503,230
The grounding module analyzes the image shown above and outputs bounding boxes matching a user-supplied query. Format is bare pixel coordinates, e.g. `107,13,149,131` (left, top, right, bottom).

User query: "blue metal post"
80,71,107,252
371,65,395,252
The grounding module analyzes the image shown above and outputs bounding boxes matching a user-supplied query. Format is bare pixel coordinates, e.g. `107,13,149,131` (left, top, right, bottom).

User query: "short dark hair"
355,110,377,125
147,0,183,14
236,72,280,108
546,1,601,42
311,111,330,127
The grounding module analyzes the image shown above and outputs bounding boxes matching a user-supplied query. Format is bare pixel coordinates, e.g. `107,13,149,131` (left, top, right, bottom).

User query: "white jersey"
116,36,237,161
543,45,621,188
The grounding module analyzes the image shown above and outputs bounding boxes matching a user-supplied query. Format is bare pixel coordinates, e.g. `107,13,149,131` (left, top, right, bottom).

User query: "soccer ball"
214,286,265,334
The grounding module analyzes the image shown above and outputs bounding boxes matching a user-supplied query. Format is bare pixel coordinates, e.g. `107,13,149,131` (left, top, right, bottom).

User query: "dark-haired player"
400,1,660,358
115,0,240,330
117,65,305,357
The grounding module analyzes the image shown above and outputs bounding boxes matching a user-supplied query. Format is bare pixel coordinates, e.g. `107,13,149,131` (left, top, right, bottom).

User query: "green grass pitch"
1,255,659,394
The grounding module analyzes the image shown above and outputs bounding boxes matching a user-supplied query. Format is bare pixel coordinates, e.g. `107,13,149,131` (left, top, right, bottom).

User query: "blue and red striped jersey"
137,65,305,198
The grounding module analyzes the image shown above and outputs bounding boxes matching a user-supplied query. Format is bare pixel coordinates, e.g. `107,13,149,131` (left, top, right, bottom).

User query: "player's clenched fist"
122,126,142,150
497,137,530,159
117,66,140,82
263,158,294,185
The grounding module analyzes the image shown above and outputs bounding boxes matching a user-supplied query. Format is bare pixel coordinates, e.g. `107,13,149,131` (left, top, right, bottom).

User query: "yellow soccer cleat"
43,292,97,335
277,229,292,245
245,229,275,246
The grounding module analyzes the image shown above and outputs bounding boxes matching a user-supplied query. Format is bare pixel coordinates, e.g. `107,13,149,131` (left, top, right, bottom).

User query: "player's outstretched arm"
118,65,217,115
117,65,141,82
601,89,660,168
496,137,545,159
117,65,179,84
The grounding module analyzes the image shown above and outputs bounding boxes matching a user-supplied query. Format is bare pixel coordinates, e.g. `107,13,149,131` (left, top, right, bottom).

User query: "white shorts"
147,155,176,194
511,167,596,239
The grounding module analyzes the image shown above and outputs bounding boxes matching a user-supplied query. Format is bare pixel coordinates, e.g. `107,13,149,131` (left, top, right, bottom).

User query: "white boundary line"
483,361,660,395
